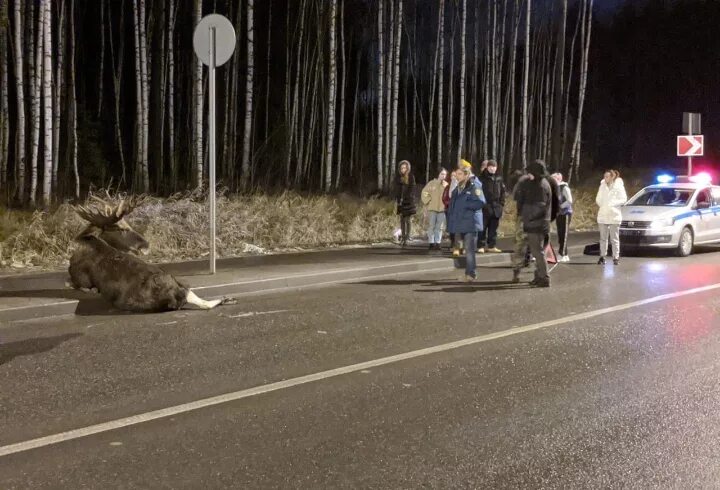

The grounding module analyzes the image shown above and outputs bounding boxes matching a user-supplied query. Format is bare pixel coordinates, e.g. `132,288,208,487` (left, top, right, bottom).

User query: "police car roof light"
689,172,713,185
656,174,674,184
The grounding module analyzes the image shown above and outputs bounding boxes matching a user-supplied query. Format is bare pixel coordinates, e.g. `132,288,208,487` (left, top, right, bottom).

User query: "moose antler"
75,191,147,226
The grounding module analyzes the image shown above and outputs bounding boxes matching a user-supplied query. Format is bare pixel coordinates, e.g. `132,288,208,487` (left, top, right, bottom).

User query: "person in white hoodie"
595,169,627,265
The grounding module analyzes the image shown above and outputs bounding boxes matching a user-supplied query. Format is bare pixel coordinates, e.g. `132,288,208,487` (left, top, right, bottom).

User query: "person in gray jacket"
513,160,556,287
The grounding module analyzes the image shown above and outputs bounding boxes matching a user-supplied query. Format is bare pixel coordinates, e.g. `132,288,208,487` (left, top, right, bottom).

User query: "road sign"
677,135,704,157
193,15,236,275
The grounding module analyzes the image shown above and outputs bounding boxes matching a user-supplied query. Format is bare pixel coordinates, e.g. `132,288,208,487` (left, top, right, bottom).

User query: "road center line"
3,281,720,458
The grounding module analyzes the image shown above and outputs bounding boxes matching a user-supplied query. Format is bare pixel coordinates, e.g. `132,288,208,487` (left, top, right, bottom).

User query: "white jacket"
596,178,627,225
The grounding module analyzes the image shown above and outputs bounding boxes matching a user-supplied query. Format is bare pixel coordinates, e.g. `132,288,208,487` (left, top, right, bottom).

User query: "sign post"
193,15,236,274
681,112,702,176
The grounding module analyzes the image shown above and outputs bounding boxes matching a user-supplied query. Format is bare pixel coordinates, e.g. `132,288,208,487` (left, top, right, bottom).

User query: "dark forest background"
0,0,717,208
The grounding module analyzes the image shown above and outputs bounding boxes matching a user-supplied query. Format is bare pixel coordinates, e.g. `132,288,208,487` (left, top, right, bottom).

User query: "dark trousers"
528,232,549,281
400,216,412,241
557,214,571,256
478,212,500,248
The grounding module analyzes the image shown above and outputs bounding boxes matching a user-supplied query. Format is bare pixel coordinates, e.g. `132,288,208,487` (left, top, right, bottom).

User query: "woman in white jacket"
595,170,627,265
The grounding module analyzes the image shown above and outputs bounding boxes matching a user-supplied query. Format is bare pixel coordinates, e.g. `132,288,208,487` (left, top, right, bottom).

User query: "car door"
693,188,712,243
709,187,720,242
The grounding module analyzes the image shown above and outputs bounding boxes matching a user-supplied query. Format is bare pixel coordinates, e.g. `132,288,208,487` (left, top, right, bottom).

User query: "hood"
527,161,546,179
621,205,679,222
398,160,412,173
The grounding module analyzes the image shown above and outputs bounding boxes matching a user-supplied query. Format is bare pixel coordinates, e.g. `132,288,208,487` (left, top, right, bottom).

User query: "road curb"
0,244,587,323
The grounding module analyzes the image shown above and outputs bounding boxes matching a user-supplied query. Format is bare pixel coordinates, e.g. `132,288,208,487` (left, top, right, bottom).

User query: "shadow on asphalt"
357,278,535,291
0,289,128,317
0,333,83,365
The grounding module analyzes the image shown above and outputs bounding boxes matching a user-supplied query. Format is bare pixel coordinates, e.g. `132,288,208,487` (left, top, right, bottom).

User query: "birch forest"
0,0,595,208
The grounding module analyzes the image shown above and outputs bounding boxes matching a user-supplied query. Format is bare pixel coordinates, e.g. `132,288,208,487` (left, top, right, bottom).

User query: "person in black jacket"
477,160,506,253
512,160,559,287
394,160,417,247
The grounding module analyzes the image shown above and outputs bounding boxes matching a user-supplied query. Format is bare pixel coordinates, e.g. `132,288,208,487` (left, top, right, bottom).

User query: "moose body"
68,194,221,312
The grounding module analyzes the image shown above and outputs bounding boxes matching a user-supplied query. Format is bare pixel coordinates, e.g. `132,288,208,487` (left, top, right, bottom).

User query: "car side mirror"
696,201,711,209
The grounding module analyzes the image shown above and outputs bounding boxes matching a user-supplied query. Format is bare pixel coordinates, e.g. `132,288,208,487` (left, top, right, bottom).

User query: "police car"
620,173,720,256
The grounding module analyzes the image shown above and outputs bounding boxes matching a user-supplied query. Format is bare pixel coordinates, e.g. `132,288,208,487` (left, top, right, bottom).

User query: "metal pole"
209,27,217,274
688,118,693,177
688,156,692,177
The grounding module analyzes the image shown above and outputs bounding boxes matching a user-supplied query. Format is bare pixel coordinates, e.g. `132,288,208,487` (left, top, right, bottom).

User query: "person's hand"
442,180,448,188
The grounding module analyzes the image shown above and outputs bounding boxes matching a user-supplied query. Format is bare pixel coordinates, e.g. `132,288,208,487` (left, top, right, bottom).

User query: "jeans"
599,223,620,259
400,216,412,242
479,211,500,248
557,214,572,256
527,232,549,281
427,211,445,244
461,233,478,278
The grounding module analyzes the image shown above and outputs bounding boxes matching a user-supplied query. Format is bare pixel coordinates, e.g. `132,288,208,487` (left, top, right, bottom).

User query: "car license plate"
620,229,641,236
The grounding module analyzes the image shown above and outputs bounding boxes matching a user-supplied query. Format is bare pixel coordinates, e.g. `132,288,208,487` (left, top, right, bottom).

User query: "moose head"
74,193,150,255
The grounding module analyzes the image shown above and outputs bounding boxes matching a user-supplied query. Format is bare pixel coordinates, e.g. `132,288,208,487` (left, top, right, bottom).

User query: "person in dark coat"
512,160,559,287
447,166,486,282
394,160,417,247
477,160,506,253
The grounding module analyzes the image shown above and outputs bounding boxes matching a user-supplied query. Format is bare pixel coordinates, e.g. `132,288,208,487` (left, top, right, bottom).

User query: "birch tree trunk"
139,0,149,192
109,0,126,186
389,0,402,177
569,0,593,183
264,0,271,141
52,0,65,195
240,0,254,190
41,0,52,205
436,0,445,168
167,0,177,189
133,0,143,190
335,0,346,189
551,0,567,166
457,0,466,162
70,0,78,198
324,0,337,191
0,0,9,192
97,0,104,117
562,0,581,169
383,0,394,185
193,0,203,188
13,0,25,201
286,0,306,185
425,0,442,180
29,1,42,206
376,0,384,190
521,0,531,170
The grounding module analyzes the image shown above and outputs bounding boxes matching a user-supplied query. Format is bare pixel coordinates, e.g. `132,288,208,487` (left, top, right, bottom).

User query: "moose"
67,193,222,312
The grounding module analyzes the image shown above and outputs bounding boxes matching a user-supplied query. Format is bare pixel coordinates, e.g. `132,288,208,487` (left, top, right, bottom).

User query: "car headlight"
650,217,675,229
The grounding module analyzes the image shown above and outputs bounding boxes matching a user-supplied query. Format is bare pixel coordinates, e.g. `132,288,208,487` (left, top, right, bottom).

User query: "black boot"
598,257,606,265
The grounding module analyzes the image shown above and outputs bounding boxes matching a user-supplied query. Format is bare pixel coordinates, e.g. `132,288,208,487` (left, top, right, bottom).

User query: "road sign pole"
688,156,692,177
209,26,217,274
193,14,236,275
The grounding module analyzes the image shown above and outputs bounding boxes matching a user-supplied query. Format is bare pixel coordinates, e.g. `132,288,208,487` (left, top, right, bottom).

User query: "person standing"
394,160,417,247
552,172,573,262
422,168,449,250
447,166,486,282
513,160,555,287
595,169,627,265
478,160,506,253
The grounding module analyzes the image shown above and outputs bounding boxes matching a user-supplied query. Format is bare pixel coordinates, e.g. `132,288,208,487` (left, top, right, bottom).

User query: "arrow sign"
677,135,704,156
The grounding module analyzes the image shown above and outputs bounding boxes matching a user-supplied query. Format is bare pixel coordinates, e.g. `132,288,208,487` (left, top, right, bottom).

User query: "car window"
696,189,711,207
626,188,694,206
711,188,720,206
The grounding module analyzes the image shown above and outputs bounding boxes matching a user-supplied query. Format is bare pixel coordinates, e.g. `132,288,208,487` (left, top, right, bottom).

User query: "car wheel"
676,227,694,257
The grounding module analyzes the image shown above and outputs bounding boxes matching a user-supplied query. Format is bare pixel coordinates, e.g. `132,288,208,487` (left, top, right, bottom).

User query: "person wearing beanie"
478,160,506,254
447,166,486,282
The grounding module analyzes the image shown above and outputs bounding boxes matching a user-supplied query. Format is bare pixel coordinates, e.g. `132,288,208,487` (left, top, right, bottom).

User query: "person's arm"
499,179,507,207
564,186,573,204
595,184,604,207
465,183,486,211
612,179,628,206
421,181,433,206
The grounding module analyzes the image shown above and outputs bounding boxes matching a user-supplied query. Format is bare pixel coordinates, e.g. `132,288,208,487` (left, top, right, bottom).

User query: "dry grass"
0,186,601,272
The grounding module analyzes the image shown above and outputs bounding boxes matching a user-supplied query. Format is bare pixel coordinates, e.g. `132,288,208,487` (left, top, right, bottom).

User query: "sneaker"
560,255,570,263
477,247,485,254
598,257,606,265
534,279,550,288
452,248,461,257
613,258,619,266
463,275,476,283
487,247,502,253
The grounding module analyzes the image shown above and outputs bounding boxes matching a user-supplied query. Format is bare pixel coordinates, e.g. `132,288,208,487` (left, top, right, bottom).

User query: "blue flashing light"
656,174,674,184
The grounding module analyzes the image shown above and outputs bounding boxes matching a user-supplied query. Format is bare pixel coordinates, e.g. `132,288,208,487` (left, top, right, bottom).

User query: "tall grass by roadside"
0,187,601,272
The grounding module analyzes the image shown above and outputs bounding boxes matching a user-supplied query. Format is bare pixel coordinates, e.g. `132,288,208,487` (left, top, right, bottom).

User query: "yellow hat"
460,159,473,169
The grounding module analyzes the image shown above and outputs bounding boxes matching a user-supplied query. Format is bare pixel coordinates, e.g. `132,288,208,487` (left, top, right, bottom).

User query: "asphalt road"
2,249,720,488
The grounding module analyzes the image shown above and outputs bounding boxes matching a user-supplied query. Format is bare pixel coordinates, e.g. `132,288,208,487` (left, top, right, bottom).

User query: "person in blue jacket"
447,165,486,282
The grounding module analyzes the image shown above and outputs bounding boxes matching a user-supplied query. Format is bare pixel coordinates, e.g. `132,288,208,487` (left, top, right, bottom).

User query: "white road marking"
3,281,719,458
225,309,289,319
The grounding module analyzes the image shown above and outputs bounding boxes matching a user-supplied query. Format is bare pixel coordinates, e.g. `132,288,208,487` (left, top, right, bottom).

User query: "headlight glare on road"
650,217,674,229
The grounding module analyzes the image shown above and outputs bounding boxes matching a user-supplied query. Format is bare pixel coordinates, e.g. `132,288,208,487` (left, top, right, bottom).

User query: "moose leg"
185,290,222,310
